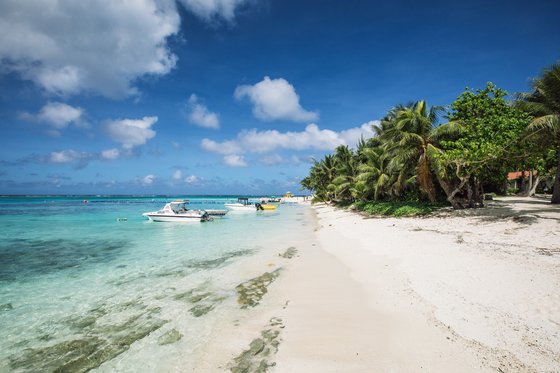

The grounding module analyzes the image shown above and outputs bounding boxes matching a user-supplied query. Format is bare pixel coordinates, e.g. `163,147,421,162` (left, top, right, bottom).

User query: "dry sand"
271,197,560,372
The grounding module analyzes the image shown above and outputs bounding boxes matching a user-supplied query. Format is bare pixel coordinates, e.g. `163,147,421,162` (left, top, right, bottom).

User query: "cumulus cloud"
234,76,318,122
100,148,120,160
177,0,250,22
0,0,181,98
172,169,183,180
185,174,200,183
49,150,81,164
223,154,247,167
105,116,157,149
20,102,85,131
142,174,156,185
187,94,219,129
201,121,377,155
0,1,254,98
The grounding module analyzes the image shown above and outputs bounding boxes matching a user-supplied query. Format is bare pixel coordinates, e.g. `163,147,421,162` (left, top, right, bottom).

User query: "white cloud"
201,138,242,154
0,0,181,98
223,154,247,167
49,150,81,164
185,174,200,183
105,116,157,149
142,174,156,185
0,1,253,98
100,148,120,160
259,154,284,165
177,0,249,22
201,121,377,155
234,76,318,122
20,102,84,129
172,169,183,180
187,94,219,129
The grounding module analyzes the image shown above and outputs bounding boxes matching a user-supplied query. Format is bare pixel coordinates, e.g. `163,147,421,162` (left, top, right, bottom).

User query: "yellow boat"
260,204,277,211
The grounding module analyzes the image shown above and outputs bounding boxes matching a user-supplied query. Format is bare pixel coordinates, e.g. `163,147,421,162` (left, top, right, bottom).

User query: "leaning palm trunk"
417,152,436,202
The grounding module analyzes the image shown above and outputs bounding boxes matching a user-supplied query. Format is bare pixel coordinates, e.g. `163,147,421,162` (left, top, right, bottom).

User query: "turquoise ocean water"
0,196,309,372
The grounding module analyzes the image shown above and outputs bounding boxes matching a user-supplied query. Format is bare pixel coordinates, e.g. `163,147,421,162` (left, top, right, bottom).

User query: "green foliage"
440,83,531,176
507,187,519,195
301,64,560,209
354,201,443,217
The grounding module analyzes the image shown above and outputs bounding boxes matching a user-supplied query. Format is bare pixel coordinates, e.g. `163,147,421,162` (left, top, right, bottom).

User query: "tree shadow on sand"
438,196,560,225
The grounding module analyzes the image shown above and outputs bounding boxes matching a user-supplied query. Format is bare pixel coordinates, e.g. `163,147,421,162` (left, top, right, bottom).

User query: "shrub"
354,201,444,217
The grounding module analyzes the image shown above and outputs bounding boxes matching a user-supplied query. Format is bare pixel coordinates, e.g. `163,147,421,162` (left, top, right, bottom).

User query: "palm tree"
516,63,560,204
330,145,358,201
301,154,336,201
382,101,443,202
355,146,392,200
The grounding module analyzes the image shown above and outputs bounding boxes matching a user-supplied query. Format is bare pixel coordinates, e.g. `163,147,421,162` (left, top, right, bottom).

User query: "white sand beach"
267,197,559,372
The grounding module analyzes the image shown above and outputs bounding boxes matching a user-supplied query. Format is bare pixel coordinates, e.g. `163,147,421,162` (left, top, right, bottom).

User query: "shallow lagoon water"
0,196,307,372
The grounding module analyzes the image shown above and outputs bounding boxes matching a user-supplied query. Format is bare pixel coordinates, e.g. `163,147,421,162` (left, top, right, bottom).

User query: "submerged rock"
10,307,166,372
0,303,13,311
186,249,254,270
229,319,283,373
236,269,281,309
189,304,215,317
279,247,297,259
157,329,183,345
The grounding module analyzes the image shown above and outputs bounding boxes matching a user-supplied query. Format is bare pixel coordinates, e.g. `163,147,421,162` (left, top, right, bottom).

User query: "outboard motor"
255,203,264,211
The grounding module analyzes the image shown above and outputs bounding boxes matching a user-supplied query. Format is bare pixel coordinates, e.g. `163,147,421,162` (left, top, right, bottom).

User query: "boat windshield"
170,203,187,212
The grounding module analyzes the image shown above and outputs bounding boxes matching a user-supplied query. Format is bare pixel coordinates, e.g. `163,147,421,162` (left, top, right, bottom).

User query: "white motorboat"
224,197,262,211
142,200,211,222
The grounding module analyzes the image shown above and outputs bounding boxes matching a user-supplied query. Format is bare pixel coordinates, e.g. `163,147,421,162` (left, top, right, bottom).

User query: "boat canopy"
237,197,251,205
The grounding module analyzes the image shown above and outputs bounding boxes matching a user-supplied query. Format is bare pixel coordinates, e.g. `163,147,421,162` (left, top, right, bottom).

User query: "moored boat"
142,200,211,222
260,204,277,210
224,197,257,211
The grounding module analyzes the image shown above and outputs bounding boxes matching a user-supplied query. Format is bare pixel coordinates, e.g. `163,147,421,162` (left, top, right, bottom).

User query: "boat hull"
224,203,255,211
142,213,207,222
205,209,229,216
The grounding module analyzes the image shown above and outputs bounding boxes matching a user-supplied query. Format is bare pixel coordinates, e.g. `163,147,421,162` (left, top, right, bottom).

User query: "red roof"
507,170,537,180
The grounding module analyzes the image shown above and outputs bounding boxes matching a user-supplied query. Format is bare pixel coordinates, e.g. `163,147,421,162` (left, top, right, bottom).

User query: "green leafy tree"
436,83,531,208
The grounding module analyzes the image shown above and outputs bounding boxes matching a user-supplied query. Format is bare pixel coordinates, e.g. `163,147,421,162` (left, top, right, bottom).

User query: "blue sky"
0,0,559,195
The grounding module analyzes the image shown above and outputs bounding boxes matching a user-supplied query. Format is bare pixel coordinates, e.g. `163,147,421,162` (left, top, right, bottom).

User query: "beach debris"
236,269,281,309
157,329,183,345
229,318,283,373
279,247,297,259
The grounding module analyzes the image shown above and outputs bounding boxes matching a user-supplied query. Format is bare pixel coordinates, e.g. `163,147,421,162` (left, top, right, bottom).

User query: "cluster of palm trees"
301,100,458,205
301,62,560,207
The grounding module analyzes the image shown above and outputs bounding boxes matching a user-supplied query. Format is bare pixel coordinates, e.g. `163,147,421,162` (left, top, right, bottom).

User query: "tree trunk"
552,148,560,204
434,170,469,209
528,175,540,197
521,169,534,197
